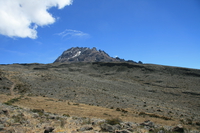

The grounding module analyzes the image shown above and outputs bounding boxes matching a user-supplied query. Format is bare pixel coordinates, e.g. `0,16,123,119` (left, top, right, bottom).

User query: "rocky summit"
54,47,125,63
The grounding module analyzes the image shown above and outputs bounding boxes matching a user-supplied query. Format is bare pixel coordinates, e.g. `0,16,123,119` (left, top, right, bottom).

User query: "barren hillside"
0,62,200,132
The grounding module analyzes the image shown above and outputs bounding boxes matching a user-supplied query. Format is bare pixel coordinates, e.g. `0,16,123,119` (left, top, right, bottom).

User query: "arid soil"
0,62,200,132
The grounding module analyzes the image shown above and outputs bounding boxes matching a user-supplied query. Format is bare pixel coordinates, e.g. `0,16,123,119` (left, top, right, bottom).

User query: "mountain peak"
54,47,124,63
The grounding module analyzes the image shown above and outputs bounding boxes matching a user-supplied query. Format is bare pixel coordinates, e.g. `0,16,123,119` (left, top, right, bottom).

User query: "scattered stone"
100,123,114,132
48,116,55,119
195,121,200,126
114,124,121,130
149,128,154,132
157,130,165,133
162,126,172,131
32,113,39,118
100,123,121,132
183,118,193,125
140,120,154,128
6,128,15,133
121,122,137,131
0,124,4,131
2,109,9,115
157,109,163,112
78,125,93,131
126,128,134,132
190,130,200,133
44,126,55,133
92,121,95,125
124,122,132,127
115,129,132,133
172,124,184,133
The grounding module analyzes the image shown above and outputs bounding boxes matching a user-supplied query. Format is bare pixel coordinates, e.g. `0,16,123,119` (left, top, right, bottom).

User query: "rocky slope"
0,96,199,133
0,62,200,132
54,47,127,63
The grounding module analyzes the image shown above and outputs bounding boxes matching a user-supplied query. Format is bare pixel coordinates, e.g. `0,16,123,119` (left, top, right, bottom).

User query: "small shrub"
116,108,121,111
60,118,66,128
31,109,44,116
3,86,9,90
14,83,29,93
82,118,91,125
12,113,25,123
63,114,70,117
138,111,146,116
185,118,193,125
106,118,122,125
4,96,22,105
72,116,78,120
138,112,171,120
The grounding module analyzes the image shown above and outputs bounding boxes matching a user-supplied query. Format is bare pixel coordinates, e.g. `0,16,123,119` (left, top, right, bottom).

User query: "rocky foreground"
0,101,199,133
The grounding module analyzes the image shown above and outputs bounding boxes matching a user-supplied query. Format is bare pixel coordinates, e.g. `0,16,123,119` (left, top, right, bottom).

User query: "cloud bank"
0,0,73,39
57,29,90,38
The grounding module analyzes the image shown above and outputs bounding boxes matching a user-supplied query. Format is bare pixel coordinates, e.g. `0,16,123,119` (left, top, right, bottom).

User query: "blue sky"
0,0,200,69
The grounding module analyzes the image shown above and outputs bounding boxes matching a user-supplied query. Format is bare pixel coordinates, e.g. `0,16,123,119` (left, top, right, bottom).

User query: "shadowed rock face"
54,47,125,63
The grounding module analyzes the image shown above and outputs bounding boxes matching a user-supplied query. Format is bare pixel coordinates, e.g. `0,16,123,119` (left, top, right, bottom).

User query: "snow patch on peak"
72,51,81,58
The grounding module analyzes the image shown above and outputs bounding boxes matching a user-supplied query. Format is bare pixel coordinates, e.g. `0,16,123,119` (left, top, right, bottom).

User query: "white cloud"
0,0,73,39
57,29,90,38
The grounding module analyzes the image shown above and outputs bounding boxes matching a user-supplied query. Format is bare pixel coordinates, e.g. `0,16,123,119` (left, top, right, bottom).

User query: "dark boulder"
100,123,121,132
44,127,55,133
172,125,184,133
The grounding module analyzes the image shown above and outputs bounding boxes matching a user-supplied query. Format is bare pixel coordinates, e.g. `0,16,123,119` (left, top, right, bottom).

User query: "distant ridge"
54,47,136,63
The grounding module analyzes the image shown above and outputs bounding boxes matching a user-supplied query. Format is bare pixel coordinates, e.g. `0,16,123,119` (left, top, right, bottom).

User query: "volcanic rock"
54,47,124,63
